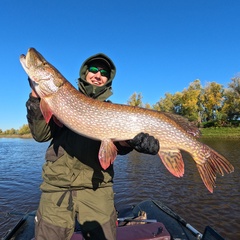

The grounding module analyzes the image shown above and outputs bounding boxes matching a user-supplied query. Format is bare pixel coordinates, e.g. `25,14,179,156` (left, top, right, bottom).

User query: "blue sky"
0,0,240,131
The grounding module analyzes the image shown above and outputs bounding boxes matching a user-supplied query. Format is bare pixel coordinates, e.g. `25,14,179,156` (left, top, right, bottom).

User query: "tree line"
1,76,240,135
127,76,240,127
0,124,31,135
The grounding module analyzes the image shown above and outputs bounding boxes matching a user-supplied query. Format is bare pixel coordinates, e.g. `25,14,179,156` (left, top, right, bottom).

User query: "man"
26,53,159,240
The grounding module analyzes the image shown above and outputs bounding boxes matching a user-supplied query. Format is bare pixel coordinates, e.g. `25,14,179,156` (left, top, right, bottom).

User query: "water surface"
0,138,239,239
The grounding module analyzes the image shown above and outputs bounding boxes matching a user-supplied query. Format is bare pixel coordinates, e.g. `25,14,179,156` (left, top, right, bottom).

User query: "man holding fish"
25,52,159,240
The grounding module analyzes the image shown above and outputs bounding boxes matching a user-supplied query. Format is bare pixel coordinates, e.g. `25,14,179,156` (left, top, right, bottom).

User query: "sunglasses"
88,66,109,77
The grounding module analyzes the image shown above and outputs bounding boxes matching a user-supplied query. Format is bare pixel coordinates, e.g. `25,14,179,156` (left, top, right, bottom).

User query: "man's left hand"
127,132,159,155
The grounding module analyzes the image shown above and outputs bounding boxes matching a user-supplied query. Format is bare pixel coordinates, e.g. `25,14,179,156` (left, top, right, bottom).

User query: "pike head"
20,48,65,98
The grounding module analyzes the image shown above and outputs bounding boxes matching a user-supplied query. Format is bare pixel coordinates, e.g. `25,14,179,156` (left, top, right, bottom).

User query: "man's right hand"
127,132,159,155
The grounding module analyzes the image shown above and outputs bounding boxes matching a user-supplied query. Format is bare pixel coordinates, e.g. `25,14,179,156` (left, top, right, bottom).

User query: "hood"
78,53,116,101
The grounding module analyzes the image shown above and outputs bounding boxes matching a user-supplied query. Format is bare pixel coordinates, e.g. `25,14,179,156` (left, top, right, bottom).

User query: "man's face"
85,62,109,87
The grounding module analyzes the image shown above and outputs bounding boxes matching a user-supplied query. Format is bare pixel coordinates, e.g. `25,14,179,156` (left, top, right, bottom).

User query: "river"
0,137,239,239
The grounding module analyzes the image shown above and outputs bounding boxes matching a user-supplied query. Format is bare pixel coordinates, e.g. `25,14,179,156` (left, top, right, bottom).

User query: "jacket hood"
78,53,116,101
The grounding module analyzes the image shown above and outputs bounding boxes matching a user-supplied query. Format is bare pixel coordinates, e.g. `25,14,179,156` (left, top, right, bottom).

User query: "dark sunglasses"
88,66,109,77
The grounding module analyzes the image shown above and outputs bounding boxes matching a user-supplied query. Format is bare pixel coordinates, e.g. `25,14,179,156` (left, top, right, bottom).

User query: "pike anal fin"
159,150,184,177
98,139,117,170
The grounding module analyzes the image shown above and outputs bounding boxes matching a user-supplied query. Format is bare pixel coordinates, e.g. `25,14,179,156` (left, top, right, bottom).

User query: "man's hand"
127,132,159,155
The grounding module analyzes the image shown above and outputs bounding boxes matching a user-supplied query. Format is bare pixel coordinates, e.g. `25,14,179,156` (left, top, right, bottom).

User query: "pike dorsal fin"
162,112,201,138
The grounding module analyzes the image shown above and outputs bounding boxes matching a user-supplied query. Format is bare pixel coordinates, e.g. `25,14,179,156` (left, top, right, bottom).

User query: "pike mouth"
20,54,29,73
20,53,40,85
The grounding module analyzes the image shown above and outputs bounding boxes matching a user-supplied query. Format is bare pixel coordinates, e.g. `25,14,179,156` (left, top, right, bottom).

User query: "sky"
0,0,240,131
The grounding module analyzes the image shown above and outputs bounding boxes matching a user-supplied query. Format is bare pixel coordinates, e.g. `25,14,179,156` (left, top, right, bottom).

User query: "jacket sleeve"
26,94,59,142
114,142,133,155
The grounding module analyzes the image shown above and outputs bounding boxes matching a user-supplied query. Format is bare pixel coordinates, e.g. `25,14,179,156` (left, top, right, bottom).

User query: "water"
0,138,239,239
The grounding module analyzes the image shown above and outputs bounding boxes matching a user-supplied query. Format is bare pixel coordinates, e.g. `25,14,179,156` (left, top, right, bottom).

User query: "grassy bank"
0,134,32,138
200,127,240,138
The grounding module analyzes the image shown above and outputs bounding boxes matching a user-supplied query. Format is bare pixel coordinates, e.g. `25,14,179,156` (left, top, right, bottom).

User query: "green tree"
18,124,31,135
153,93,176,112
127,92,143,107
222,76,240,121
172,92,184,114
4,128,17,135
153,92,183,114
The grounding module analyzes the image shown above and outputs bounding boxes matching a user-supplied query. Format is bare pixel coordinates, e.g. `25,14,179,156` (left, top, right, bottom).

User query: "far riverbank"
0,134,32,138
1,127,240,139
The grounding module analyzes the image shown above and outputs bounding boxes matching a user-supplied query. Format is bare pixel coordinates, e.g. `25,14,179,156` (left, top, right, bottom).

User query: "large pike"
20,48,234,193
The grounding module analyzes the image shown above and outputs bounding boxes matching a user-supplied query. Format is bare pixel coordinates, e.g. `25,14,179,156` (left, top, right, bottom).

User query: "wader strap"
67,191,73,211
57,190,74,211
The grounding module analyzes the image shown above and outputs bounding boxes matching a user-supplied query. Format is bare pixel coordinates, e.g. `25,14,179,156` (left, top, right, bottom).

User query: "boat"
2,199,225,240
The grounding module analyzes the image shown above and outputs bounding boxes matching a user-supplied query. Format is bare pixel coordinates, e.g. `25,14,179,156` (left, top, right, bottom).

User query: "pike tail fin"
195,145,234,193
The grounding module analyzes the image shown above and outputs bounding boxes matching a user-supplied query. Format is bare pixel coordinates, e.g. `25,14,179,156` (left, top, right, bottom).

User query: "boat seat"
71,222,170,240
116,222,170,240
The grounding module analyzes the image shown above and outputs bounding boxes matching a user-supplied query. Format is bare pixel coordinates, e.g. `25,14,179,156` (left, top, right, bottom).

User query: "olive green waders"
35,187,117,240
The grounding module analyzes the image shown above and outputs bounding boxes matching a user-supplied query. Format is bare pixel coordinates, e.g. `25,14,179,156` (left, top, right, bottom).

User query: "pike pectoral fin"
98,139,118,170
40,100,63,127
40,99,53,123
158,150,184,177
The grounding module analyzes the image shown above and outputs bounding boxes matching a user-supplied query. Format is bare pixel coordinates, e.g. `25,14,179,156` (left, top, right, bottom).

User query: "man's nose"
94,71,101,78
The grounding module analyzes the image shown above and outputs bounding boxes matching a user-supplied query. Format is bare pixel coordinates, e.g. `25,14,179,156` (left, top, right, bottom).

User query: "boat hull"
2,200,224,240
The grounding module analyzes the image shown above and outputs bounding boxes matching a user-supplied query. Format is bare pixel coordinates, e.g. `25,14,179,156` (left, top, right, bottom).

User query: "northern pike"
20,48,234,193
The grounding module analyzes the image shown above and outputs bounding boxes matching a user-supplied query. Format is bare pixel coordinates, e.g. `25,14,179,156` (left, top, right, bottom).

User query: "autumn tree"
126,76,240,127
181,79,204,122
144,103,152,109
203,82,224,121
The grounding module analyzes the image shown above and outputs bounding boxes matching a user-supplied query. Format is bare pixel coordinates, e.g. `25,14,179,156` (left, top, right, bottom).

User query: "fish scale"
20,48,234,193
